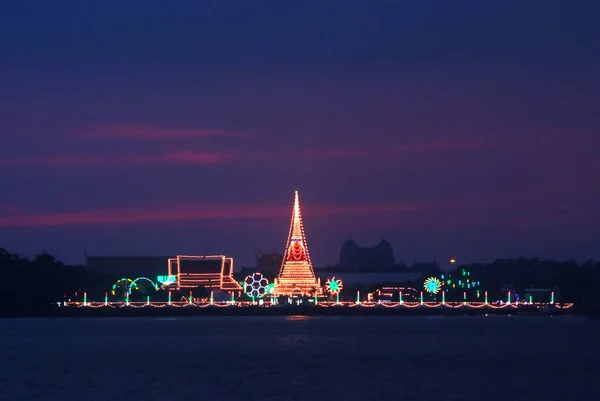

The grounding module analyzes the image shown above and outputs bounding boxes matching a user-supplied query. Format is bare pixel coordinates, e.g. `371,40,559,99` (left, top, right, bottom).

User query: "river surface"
0,316,598,401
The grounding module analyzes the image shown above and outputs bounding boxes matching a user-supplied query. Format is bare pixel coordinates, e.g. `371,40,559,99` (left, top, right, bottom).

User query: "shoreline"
1,304,590,318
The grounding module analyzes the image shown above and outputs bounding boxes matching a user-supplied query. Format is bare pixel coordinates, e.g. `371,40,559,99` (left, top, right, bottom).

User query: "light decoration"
423,277,442,294
446,268,481,291
551,291,554,304
129,277,159,294
274,191,322,296
83,292,87,306
243,272,270,298
325,277,344,296
157,275,176,286
169,255,242,291
111,278,136,296
63,297,574,311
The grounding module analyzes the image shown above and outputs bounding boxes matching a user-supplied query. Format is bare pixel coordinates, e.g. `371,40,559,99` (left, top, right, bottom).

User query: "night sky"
1,1,599,267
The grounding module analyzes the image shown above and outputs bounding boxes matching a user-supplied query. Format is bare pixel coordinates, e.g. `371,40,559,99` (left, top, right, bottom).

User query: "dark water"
0,316,598,401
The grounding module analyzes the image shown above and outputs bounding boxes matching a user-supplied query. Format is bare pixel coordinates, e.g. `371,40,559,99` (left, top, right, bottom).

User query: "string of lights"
65,300,574,309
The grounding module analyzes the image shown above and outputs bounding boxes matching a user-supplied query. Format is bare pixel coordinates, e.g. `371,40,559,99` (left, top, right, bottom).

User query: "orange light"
275,191,322,296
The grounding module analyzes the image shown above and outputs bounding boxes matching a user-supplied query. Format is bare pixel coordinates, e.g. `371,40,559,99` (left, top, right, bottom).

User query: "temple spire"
274,191,321,296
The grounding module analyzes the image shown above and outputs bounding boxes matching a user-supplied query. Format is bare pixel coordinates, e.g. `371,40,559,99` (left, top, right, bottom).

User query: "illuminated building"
168,255,242,291
374,286,418,301
274,191,322,296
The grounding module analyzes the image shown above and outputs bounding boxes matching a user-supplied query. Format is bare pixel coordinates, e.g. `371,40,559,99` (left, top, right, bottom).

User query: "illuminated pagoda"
274,191,322,296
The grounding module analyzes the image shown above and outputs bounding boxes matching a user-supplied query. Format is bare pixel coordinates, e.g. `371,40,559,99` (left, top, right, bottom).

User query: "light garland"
65,299,575,310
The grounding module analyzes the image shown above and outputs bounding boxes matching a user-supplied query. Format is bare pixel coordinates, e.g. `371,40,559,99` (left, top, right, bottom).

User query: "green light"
329,280,341,292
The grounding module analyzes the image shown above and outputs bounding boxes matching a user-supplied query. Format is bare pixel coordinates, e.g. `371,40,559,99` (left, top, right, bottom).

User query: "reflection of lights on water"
284,315,311,321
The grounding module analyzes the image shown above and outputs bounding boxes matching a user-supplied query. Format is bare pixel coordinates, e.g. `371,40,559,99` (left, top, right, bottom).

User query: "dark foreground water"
0,316,598,401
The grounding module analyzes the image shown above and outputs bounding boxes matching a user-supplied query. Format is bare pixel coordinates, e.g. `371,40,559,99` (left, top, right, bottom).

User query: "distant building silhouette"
338,239,396,271
86,256,170,279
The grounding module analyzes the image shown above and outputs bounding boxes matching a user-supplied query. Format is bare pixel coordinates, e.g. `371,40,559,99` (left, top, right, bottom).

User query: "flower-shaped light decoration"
423,277,442,294
325,277,344,295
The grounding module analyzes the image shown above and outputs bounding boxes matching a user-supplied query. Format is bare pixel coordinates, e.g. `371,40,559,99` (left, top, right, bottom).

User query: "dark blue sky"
1,1,599,267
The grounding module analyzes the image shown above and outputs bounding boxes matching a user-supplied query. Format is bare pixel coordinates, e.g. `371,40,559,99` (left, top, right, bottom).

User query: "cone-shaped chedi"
274,191,322,296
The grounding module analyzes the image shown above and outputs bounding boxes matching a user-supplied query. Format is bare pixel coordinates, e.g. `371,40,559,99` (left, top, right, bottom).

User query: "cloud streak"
0,138,489,167
0,200,448,228
0,151,237,166
0,198,583,229
77,125,249,139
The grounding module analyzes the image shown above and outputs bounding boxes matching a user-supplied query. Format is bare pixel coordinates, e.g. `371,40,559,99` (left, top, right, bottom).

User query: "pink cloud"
78,125,249,139
0,201,448,228
0,151,237,166
0,197,578,229
0,138,488,167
